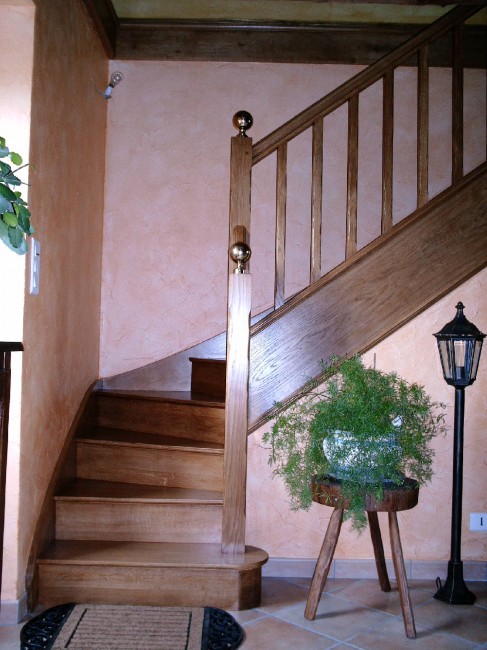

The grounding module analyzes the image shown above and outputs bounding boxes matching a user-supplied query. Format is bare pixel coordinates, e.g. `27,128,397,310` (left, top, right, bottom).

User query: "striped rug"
21,603,244,650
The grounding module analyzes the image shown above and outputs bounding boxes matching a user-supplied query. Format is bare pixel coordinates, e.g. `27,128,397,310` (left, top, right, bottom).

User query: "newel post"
0,342,23,603
222,112,253,554
228,111,253,274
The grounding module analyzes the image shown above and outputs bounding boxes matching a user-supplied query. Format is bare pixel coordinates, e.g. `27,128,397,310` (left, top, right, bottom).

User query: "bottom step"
36,541,268,611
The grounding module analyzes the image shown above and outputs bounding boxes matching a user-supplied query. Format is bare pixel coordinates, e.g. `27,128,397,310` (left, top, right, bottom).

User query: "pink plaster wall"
101,62,485,377
17,0,107,602
247,269,487,562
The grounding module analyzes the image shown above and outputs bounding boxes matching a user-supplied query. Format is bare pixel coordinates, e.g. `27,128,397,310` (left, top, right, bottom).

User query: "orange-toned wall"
101,62,485,378
247,270,487,564
16,0,107,604
101,59,486,568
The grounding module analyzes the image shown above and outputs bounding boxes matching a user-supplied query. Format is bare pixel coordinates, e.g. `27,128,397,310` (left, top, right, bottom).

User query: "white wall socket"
469,513,487,531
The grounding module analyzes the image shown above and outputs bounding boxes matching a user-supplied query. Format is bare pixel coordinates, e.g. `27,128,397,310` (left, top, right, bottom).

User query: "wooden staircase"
28,4,486,612
34,359,267,609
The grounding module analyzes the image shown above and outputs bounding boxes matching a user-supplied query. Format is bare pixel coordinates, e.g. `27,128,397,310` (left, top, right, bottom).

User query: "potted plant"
0,135,34,254
263,356,446,531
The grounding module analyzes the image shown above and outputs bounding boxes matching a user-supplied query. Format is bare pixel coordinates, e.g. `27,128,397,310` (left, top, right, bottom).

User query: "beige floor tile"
349,615,477,649
241,615,336,649
270,594,392,641
329,578,433,615
254,577,309,614
413,598,487,644
227,608,267,625
0,624,21,650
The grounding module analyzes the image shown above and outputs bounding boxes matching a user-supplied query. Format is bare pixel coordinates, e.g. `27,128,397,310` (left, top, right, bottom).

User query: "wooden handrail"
252,4,482,165
0,342,23,606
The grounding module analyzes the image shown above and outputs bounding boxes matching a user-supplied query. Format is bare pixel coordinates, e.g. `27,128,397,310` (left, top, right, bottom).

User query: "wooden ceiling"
80,0,486,65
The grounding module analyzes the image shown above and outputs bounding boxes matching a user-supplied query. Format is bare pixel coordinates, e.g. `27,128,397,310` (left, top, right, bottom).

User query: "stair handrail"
252,4,483,164
0,341,23,606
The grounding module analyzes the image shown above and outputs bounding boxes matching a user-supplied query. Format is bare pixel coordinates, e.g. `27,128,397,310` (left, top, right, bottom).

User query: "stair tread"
78,427,224,452
96,389,225,407
55,479,223,503
39,540,268,569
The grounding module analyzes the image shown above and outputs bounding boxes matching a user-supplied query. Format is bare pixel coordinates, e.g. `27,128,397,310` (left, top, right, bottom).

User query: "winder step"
95,390,225,445
77,428,223,491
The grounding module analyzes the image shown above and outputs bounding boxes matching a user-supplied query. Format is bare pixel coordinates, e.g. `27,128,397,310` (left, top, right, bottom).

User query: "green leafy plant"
0,136,34,254
263,356,446,531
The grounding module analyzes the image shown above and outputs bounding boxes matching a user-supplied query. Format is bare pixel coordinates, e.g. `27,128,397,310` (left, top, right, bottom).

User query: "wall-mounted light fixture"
98,71,124,100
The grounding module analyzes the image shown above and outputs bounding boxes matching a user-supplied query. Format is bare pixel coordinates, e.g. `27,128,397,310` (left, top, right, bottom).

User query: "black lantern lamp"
434,302,485,605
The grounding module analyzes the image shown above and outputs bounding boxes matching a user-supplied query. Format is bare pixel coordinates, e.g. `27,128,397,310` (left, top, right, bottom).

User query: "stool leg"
367,511,391,592
305,507,343,620
388,511,416,639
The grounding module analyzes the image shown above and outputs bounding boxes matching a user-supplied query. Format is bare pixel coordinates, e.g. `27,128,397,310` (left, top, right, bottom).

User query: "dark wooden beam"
79,0,118,59
115,19,486,66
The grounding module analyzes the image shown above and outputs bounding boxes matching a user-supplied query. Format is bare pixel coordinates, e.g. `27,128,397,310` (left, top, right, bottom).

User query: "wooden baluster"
275,143,287,309
0,342,23,606
229,111,253,275
382,70,394,234
222,269,251,554
452,23,464,184
311,118,323,284
346,94,359,259
417,45,429,208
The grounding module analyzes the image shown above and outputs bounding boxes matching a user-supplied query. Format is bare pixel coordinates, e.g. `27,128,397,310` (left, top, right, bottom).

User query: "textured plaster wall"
101,62,485,378
16,0,107,605
246,269,487,563
0,1,34,606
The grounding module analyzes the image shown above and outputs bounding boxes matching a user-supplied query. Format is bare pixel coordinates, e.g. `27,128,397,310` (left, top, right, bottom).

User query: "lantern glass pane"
471,340,483,382
438,339,453,381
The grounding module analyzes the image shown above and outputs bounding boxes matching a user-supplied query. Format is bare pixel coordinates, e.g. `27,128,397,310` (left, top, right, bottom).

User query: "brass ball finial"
229,241,252,273
233,111,253,137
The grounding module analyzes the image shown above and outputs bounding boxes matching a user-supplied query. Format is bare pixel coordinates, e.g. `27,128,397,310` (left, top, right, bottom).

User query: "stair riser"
55,502,222,543
77,442,223,491
97,395,224,444
37,565,262,610
190,359,226,399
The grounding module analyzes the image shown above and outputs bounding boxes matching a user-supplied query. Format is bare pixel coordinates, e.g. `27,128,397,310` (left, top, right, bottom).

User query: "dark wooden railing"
222,4,486,554
0,342,23,603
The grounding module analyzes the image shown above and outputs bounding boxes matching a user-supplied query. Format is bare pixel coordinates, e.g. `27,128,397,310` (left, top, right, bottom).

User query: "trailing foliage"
0,136,34,254
263,356,446,531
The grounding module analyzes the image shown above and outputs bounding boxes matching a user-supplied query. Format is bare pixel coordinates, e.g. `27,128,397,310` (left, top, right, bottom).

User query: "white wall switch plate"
469,513,487,531
29,237,40,295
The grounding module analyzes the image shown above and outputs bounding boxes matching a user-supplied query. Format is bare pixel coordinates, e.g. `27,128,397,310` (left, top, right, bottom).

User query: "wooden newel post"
223,111,253,554
0,342,23,604
228,111,253,276
222,271,251,553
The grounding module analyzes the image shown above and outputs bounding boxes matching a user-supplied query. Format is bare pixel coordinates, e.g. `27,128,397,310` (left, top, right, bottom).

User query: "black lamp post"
433,302,485,605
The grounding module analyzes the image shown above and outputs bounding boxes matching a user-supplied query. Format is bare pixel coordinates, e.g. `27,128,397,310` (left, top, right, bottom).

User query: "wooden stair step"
57,479,223,502
78,426,224,451
55,480,223,543
190,358,226,400
37,540,268,610
95,390,225,444
77,431,223,491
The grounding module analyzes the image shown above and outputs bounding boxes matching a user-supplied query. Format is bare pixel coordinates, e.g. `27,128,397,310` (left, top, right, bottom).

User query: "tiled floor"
2,577,486,649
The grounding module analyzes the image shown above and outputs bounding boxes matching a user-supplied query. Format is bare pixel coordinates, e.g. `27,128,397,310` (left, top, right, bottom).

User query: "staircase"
35,359,267,609
28,5,486,611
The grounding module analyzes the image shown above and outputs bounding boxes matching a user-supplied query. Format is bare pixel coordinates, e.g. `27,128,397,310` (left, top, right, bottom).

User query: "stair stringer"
248,163,487,431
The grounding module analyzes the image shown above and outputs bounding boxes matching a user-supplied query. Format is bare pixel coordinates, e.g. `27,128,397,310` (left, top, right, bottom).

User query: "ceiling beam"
115,19,486,66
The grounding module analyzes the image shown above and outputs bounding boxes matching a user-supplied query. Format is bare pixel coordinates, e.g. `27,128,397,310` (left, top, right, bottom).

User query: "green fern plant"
0,136,34,254
263,356,446,531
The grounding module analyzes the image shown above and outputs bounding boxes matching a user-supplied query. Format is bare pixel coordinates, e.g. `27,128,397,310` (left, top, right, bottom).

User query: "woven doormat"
20,603,244,650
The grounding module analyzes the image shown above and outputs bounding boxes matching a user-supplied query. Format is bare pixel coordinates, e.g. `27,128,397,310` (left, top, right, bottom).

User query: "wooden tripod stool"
304,476,419,639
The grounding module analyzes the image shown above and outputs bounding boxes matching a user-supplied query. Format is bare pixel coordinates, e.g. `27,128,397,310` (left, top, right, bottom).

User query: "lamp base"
434,561,476,605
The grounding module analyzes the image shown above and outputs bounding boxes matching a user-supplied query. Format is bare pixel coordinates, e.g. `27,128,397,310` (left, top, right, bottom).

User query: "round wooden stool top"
311,475,419,512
